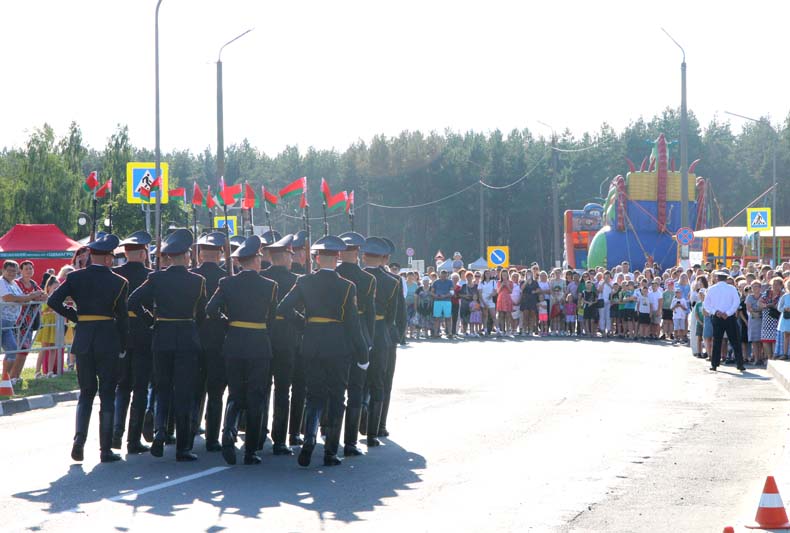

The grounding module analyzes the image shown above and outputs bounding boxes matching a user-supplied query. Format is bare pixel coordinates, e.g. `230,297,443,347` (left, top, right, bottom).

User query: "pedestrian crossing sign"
214,216,238,237
126,162,169,205
747,208,771,232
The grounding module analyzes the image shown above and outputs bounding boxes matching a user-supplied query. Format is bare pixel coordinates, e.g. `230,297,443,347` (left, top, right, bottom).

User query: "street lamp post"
725,110,779,265
662,28,689,230
539,121,561,267
154,0,163,269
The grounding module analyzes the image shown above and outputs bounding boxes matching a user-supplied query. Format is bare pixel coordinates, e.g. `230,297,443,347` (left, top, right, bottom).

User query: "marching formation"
47,227,406,467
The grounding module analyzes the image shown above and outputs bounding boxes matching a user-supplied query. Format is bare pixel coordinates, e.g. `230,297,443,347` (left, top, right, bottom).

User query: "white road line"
10,466,231,532
106,465,231,503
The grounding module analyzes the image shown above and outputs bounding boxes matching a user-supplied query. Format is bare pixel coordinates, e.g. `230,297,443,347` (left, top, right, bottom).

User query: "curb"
768,360,790,394
0,390,79,416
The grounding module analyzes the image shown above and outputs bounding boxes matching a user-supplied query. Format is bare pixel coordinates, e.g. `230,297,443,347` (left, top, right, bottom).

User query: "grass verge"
1,368,79,400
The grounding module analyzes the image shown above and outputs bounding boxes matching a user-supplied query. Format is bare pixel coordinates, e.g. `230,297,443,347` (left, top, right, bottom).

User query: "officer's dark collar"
88,264,110,271
167,265,188,271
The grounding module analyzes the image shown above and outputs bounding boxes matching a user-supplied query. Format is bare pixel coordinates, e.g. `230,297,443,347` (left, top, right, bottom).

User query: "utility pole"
663,28,689,229
154,0,163,269
479,183,485,258
551,134,560,267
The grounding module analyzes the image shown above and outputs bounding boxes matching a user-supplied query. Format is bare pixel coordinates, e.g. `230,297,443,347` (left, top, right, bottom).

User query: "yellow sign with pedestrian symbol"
487,246,510,269
214,216,238,237
747,208,771,232
126,162,169,205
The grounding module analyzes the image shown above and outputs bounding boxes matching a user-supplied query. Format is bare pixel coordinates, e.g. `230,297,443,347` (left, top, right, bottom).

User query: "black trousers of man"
75,351,119,455
299,356,349,465
711,315,743,369
113,335,152,449
153,350,198,454
262,351,295,448
199,347,227,450
289,349,306,444
222,357,270,462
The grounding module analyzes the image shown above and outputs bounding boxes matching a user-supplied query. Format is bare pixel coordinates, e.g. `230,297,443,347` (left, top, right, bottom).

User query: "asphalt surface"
2,337,790,532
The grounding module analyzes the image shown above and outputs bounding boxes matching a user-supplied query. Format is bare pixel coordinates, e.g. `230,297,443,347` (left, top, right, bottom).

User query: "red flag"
321,178,332,203
261,185,279,206
95,179,112,198
192,182,204,206
327,190,347,212
83,171,99,192
242,182,258,209
279,176,307,199
220,182,242,206
206,186,217,209
346,190,354,213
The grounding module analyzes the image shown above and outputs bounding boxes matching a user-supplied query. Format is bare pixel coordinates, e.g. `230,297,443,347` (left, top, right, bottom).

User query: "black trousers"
347,363,366,408
153,350,198,437
305,356,349,425
225,357,269,424
114,344,152,431
264,352,294,439
366,339,389,403
203,348,227,422
75,350,119,442
289,350,306,436
711,315,743,368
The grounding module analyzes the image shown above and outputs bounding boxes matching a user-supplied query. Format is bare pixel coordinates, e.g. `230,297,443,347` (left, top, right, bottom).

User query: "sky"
1,0,788,155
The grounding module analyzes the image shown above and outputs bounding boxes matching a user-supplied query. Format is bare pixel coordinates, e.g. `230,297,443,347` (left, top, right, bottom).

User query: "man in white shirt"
702,272,744,371
1,260,45,381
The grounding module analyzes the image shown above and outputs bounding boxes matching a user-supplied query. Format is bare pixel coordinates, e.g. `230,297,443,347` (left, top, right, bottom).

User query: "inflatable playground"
564,133,709,270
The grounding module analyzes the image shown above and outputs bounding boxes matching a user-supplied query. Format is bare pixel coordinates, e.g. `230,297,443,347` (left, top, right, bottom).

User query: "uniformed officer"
128,229,207,462
259,230,282,271
207,235,278,465
360,237,399,446
48,233,129,463
287,229,308,444
111,231,153,455
277,235,368,467
337,231,376,456
260,233,300,455
191,231,228,452
378,237,407,438
229,236,245,272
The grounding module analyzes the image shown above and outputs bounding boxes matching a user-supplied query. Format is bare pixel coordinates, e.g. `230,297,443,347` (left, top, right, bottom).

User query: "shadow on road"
14,437,426,527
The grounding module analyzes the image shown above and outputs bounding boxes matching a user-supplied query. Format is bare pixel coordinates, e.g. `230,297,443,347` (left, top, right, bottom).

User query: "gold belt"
275,315,285,321
78,315,112,322
229,321,267,330
375,314,386,320
156,318,193,322
128,311,138,318
307,317,341,324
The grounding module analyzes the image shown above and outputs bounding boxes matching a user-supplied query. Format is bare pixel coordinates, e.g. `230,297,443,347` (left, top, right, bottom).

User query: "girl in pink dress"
496,270,513,335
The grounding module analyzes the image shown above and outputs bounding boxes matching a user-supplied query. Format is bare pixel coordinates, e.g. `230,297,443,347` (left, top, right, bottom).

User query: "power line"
479,154,547,190
367,182,479,209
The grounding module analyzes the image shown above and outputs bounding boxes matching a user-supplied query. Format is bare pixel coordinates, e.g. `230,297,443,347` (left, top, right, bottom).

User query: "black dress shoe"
205,441,222,452
243,453,262,465
151,439,165,458
272,444,294,456
100,451,122,463
377,427,390,438
289,435,304,446
127,441,150,454
323,454,342,466
366,436,381,447
737,365,746,371
298,444,314,467
71,444,84,462
343,444,364,457
222,445,237,465
176,451,198,462
709,366,717,371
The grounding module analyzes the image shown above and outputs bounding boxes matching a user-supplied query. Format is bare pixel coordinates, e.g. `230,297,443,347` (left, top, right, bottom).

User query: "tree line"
0,107,787,265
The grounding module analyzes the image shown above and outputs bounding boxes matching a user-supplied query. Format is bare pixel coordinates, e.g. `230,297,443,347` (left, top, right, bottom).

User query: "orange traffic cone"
746,476,790,529
0,372,13,397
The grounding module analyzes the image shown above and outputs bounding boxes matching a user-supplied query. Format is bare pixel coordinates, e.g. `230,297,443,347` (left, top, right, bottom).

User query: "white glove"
119,351,127,359
357,362,370,371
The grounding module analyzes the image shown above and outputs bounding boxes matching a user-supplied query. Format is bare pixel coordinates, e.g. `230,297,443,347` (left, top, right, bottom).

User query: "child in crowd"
538,299,549,336
610,283,621,338
670,288,688,344
635,285,652,339
550,286,564,336
620,281,636,338
564,293,577,336
661,281,675,340
468,293,483,337
35,277,60,377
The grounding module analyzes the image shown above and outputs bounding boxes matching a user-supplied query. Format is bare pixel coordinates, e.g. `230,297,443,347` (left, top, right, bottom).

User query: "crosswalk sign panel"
747,208,771,232
487,246,510,269
214,216,238,237
126,162,169,205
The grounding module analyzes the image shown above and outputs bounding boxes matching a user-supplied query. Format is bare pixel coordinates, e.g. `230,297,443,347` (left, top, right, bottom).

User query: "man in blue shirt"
431,270,454,338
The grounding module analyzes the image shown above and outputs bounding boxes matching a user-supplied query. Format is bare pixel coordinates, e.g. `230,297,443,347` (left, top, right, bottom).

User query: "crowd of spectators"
400,255,790,368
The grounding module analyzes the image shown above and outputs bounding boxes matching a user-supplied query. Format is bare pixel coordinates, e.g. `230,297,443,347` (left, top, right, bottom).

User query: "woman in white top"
478,270,498,335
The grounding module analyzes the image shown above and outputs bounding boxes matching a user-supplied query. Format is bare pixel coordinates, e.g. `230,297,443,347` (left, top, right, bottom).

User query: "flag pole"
303,204,311,273
322,199,329,237
264,198,273,235
91,174,98,241
349,205,354,233
191,202,198,267
223,203,233,274
108,202,113,234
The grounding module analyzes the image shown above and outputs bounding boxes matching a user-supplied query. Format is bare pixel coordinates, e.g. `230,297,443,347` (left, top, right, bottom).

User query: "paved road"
2,338,789,532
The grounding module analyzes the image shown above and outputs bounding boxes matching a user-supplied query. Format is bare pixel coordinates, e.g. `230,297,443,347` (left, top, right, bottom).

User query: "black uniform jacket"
128,265,206,353
277,269,368,365
261,264,299,358
191,262,227,352
206,269,278,359
384,267,407,341
113,261,152,341
48,264,129,355
364,266,400,349
336,262,376,350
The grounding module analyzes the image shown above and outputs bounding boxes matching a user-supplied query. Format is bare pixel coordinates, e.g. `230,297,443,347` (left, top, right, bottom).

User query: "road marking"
106,466,231,503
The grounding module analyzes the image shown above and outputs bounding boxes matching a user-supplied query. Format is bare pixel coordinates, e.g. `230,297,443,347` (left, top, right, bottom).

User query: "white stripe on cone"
759,492,786,508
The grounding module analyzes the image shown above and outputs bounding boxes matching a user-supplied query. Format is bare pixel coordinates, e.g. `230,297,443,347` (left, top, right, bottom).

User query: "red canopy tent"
0,224,81,281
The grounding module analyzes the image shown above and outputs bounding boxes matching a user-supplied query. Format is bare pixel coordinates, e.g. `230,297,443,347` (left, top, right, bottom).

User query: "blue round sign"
490,249,506,265
676,227,694,246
